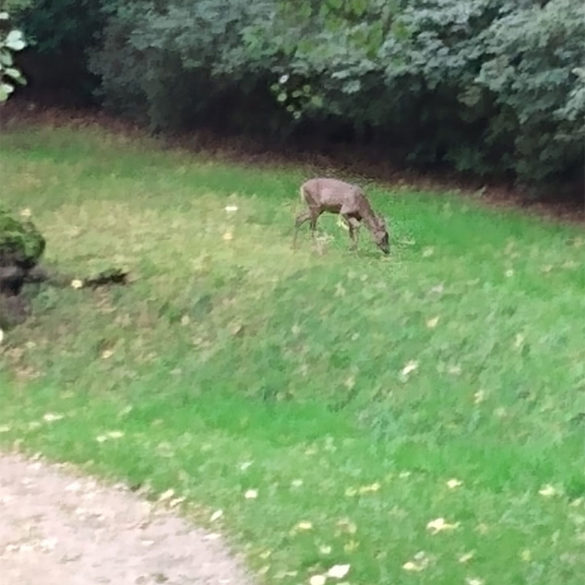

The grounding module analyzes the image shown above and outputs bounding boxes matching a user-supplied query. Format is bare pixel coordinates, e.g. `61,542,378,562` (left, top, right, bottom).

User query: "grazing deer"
294,178,389,254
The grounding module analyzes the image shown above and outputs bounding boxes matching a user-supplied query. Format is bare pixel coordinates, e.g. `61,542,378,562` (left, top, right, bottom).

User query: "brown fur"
294,178,389,254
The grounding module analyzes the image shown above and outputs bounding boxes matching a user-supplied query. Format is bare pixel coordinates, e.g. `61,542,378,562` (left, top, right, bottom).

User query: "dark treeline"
9,0,585,194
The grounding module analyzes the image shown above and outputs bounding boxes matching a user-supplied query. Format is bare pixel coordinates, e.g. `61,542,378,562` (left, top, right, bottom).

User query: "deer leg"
293,210,312,249
346,219,357,250
309,208,322,241
342,214,360,251
351,218,361,249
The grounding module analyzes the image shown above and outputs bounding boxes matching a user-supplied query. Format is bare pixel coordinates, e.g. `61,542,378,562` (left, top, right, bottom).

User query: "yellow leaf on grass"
426,316,440,328
327,564,350,579
426,517,459,534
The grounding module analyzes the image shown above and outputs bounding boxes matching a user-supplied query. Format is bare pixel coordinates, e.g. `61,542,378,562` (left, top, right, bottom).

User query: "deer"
293,177,390,254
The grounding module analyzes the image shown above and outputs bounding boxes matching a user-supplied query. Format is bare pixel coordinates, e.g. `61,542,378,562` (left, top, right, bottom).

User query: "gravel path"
0,453,253,585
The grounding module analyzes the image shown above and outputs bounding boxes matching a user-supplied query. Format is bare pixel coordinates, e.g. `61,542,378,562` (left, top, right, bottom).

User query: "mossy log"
0,207,128,330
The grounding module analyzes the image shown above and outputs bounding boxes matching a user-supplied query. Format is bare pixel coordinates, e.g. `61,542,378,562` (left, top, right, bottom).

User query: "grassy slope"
1,125,584,585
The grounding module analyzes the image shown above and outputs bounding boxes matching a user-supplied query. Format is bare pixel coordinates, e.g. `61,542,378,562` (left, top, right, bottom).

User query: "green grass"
1,124,584,585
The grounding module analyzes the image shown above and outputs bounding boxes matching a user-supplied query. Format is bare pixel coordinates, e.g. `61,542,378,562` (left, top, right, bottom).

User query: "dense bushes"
11,0,585,188
11,0,110,101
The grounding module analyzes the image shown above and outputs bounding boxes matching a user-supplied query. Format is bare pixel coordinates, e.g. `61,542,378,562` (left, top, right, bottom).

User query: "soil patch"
0,452,253,585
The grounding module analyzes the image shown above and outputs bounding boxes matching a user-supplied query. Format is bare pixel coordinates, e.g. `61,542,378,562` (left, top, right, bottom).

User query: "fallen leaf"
159,489,175,501
402,561,421,572
210,510,224,522
43,413,64,423
309,576,326,585
358,482,381,494
402,551,430,573
446,478,463,489
344,376,355,390
426,316,440,329
230,323,244,336
107,430,124,439
426,517,459,534
327,564,350,579
538,484,559,497
70,279,83,289
458,551,474,563
401,360,418,379
473,390,485,404
244,489,258,499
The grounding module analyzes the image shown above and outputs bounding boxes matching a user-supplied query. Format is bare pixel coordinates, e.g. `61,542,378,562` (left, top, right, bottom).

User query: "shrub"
0,206,45,269
475,0,585,184
11,0,111,102
18,0,585,188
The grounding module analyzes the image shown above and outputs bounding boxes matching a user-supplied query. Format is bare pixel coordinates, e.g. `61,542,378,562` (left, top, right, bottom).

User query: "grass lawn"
0,123,584,585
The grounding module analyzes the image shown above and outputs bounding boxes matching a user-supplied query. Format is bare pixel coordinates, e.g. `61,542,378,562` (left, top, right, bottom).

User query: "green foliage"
1,0,34,9
11,0,106,53
475,0,585,183
0,206,45,268
0,10,27,101
1,125,584,584
89,0,281,131
14,0,585,185
10,0,112,101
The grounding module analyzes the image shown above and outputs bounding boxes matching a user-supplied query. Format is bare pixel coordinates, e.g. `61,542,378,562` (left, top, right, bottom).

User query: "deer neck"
360,205,379,232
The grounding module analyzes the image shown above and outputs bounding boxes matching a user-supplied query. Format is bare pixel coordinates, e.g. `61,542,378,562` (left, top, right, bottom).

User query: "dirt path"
0,453,253,585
